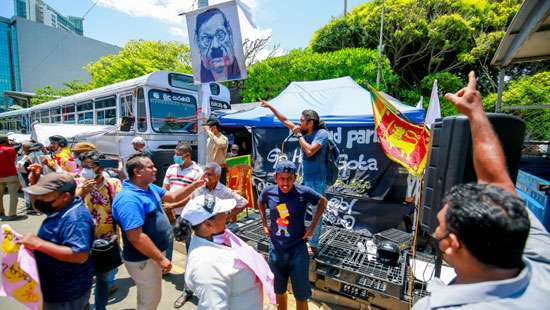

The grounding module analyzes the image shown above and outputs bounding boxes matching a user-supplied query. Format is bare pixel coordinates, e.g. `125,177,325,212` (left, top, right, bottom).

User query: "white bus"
0,71,231,175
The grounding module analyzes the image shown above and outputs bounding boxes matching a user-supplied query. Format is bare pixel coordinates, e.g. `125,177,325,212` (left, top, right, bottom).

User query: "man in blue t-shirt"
112,153,203,310
21,172,95,310
259,160,327,310
261,100,330,254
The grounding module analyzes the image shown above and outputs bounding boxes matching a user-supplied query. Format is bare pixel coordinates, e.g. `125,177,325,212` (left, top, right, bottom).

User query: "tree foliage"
85,40,192,88
310,0,522,93
484,71,550,140
240,48,397,102
32,80,92,105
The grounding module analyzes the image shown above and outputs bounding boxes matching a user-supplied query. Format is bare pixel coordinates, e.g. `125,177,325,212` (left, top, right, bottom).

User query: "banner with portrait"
0,225,43,310
186,0,247,84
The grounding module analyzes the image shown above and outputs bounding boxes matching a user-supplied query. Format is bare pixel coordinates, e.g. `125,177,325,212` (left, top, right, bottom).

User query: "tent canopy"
219,76,424,127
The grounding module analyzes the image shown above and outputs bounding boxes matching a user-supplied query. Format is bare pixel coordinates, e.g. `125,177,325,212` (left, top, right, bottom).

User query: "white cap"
131,136,145,145
181,195,236,226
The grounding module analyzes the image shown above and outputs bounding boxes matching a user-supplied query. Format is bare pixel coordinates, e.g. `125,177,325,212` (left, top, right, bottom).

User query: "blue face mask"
173,155,184,165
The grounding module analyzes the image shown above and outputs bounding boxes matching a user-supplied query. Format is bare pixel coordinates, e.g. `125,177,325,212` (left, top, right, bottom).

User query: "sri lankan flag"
367,84,430,176
225,155,254,209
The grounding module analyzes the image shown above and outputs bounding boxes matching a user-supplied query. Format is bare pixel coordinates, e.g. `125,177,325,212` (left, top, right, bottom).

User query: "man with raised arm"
112,153,204,310
413,72,550,309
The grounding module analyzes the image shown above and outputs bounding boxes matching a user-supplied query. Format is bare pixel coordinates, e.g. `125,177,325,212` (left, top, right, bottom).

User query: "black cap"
24,173,76,195
206,116,220,127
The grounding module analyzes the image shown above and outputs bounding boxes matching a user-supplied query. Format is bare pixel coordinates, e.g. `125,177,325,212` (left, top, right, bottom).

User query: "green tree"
241,48,397,102
310,0,522,93
484,71,550,140
85,40,192,88
32,80,92,105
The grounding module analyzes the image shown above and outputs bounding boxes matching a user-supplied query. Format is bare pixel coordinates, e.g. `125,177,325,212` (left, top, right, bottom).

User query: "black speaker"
421,113,526,233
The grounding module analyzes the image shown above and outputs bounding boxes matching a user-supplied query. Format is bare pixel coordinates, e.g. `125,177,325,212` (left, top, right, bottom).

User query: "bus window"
63,104,76,124
119,93,133,118
137,88,147,132
148,89,197,133
40,109,50,123
95,96,116,126
77,101,94,125
51,107,62,123
168,73,198,92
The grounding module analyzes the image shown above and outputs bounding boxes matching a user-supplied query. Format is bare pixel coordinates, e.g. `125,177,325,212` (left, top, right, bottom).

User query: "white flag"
416,96,424,109
425,80,441,129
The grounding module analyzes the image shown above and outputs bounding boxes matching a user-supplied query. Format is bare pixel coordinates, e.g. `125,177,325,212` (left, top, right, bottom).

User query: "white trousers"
124,257,162,310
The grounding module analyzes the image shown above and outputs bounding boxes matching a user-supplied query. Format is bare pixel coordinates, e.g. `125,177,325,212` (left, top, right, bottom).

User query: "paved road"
0,195,335,310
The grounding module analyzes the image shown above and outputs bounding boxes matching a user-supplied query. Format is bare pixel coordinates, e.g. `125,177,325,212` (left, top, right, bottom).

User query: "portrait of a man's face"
187,2,246,84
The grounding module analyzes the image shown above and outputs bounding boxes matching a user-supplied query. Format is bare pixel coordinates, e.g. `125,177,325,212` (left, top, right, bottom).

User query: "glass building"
0,17,21,110
13,0,84,36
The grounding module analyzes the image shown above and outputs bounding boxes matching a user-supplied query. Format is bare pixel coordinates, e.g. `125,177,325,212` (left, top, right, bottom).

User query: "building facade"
0,17,119,111
0,17,22,109
14,0,84,35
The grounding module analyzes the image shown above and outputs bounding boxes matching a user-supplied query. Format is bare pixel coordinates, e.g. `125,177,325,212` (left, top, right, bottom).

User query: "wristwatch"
294,132,303,138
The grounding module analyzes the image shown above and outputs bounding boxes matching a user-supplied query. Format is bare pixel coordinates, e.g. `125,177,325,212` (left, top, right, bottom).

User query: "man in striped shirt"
162,142,203,261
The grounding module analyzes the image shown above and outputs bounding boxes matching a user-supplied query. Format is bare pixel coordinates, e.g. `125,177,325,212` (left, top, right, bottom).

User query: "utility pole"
197,0,209,165
376,0,385,88
344,0,348,15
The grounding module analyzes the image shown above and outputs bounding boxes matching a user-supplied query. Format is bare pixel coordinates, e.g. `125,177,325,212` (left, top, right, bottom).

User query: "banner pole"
197,0,209,166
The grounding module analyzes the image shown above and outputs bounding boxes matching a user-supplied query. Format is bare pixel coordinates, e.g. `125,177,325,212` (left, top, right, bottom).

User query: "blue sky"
0,0,370,53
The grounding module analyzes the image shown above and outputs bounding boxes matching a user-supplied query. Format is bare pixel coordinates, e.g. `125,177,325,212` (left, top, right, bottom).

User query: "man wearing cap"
0,135,20,219
258,160,328,310
112,153,204,310
131,136,153,158
204,116,228,184
182,195,273,309
20,172,95,310
48,135,77,174
227,144,239,157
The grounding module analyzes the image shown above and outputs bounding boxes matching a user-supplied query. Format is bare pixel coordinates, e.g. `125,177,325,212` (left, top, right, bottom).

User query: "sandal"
174,292,193,309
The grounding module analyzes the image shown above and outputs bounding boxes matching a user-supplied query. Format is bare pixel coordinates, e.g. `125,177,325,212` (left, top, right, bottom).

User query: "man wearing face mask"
47,135,77,174
413,72,550,309
162,142,203,275
20,172,95,310
182,195,273,309
112,153,205,310
75,151,122,310
195,8,242,83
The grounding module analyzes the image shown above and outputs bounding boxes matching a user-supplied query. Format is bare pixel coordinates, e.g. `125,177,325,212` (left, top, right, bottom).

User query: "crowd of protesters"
0,73,548,310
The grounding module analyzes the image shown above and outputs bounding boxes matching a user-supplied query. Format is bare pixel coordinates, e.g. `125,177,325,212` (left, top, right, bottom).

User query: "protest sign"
0,225,42,310
226,154,254,209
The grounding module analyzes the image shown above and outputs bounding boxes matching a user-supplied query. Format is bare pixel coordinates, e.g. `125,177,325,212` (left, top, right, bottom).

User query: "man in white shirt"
191,162,247,219
181,195,266,310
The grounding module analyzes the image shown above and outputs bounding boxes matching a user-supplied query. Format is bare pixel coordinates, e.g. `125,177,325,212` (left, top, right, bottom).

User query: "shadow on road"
108,277,135,305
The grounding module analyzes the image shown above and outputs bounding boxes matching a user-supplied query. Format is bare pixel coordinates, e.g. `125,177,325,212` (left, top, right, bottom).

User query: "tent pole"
496,69,504,112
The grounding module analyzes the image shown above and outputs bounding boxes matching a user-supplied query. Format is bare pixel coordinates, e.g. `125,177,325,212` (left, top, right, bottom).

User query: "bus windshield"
148,89,197,133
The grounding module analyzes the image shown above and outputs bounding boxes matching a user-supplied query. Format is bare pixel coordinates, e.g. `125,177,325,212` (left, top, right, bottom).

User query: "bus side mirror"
119,116,135,132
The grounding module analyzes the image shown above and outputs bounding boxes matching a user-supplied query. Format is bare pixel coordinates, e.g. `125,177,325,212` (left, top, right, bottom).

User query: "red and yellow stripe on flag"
226,155,254,208
368,84,430,176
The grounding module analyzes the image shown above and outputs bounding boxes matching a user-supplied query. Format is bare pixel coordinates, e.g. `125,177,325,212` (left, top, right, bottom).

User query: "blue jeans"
303,180,326,248
94,268,117,310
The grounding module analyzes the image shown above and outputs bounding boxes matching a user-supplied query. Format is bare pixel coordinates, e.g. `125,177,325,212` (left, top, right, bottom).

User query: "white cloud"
168,26,188,40
98,0,278,59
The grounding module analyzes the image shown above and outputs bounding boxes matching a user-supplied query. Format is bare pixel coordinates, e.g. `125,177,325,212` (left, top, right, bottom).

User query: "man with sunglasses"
20,172,95,310
112,153,204,310
75,150,122,310
414,72,550,309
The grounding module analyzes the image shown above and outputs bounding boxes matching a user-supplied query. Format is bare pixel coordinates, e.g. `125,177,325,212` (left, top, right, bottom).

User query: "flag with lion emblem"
368,84,430,176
